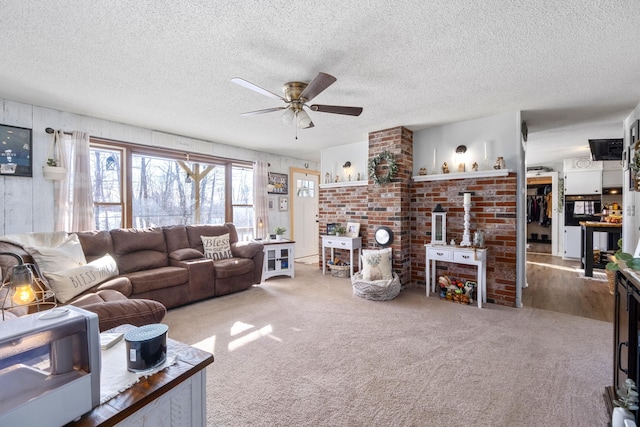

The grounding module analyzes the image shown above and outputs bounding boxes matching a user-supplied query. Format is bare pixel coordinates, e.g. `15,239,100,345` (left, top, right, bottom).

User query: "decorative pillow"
361,248,393,281
201,234,233,260
43,254,119,303
25,233,87,272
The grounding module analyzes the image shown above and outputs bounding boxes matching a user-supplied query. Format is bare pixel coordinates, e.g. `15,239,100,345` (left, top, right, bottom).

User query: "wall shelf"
412,169,511,182
319,180,368,189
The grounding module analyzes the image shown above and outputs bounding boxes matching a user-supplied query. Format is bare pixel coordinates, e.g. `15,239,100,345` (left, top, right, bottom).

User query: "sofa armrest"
169,248,204,261
231,241,263,259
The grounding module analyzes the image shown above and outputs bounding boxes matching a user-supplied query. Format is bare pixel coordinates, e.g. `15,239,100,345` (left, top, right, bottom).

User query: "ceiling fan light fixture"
297,109,312,128
281,108,295,124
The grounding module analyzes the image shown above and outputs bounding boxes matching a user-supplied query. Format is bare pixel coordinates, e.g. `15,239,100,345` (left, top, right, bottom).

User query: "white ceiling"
1,1,639,165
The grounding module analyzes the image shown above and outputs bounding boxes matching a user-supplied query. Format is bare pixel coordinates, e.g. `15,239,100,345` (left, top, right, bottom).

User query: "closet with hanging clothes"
526,176,553,254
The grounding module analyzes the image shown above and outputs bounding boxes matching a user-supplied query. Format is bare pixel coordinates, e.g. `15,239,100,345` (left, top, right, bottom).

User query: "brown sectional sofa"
0,223,264,330
76,223,264,309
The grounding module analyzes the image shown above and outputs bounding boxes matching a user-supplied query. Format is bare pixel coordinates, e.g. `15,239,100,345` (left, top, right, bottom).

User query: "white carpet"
164,263,612,426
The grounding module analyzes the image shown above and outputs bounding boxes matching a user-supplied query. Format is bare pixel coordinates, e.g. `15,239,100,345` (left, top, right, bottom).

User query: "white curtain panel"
54,131,94,232
254,161,269,239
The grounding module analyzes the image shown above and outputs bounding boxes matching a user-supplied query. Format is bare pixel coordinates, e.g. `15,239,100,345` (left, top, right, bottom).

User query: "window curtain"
54,131,94,232
253,161,269,239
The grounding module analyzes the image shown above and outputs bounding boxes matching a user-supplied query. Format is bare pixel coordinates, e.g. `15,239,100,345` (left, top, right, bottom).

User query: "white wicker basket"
351,272,401,301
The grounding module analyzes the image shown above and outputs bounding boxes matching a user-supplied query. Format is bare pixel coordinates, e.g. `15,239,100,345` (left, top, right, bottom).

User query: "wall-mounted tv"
0,124,32,177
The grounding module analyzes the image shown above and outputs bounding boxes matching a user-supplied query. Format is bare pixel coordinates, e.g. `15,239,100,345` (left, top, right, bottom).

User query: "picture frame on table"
0,124,32,177
346,222,360,238
326,223,338,235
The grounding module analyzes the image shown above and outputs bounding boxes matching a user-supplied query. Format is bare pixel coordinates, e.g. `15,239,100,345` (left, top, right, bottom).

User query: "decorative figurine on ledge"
494,156,506,169
325,172,330,184
458,163,465,173
419,167,427,176
472,162,479,172
335,175,340,183
442,162,450,174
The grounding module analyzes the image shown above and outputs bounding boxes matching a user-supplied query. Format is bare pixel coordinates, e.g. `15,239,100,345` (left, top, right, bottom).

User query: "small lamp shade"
0,252,56,320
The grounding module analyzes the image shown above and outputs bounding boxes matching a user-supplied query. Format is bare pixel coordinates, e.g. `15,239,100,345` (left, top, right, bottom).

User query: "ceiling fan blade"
299,72,336,102
240,107,286,116
231,77,284,101
310,104,363,116
302,121,315,129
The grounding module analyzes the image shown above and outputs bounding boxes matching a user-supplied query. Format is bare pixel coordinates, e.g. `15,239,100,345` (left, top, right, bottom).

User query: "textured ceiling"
1,1,639,165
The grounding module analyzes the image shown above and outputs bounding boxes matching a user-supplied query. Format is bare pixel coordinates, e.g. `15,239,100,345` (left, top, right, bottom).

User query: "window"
90,145,124,230
89,139,254,233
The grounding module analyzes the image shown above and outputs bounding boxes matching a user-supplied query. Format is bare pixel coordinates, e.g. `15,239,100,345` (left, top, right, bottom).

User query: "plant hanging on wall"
368,151,398,185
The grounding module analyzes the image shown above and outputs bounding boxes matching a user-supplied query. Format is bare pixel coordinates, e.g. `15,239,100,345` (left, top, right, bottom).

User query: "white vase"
612,407,635,427
276,235,283,241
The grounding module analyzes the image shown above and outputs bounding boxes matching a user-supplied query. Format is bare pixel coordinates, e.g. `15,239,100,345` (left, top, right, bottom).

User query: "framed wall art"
268,172,288,194
278,197,288,211
0,124,32,177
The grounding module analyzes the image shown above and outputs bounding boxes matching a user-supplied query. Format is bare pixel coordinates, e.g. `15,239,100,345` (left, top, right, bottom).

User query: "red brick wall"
318,128,518,307
411,174,518,306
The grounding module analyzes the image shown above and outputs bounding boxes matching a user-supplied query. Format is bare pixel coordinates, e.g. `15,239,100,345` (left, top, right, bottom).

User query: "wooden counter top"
579,221,622,228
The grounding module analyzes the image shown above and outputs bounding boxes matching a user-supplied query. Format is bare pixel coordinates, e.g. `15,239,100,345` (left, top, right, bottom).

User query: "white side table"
262,239,295,280
424,244,487,308
321,235,362,277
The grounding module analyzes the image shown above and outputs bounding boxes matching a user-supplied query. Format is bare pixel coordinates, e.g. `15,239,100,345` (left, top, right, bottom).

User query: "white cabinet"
564,170,602,195
563,226,582,259
603,160,623,188
262,240,295,280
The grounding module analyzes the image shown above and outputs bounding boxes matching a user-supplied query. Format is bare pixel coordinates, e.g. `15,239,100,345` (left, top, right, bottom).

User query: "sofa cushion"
201,234,233,260
163,225,190,253
111,227,168,274
74,230,114,262
169,248,203,261
186,224,234,252
214,258,255,279
43,254,119,303
124,266,189,294
25,233,86,272
71,289,166,332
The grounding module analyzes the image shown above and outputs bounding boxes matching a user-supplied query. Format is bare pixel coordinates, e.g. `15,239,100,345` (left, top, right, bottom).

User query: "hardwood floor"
524,253,614,323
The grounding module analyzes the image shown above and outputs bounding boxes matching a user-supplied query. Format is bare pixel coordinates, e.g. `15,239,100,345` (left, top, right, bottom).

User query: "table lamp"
0,252,56,320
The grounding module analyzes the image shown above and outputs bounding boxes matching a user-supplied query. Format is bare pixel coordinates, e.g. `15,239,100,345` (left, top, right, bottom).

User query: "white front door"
292,169,319,258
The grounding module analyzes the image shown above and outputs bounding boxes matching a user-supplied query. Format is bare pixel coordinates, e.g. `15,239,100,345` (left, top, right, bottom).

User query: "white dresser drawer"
322,237,357,249
454,251,478,264
427,248,453,261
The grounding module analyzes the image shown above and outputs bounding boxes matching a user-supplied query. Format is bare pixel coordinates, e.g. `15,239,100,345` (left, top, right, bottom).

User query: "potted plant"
43,132,67,181
274,227,286,241
612,378,639,427
606,239,640,271
334,225,346,237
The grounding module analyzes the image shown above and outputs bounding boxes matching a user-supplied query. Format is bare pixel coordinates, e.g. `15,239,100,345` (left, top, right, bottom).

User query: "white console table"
424,244,488,308
321,235,362,277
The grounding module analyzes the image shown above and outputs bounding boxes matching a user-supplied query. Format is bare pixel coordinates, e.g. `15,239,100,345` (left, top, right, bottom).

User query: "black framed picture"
0,124,32,177
268,172,288,194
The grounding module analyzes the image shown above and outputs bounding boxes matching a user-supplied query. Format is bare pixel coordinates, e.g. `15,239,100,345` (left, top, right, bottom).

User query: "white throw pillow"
361,248,393,281
201,234,233,260
44,254,119,303
25,233,87,273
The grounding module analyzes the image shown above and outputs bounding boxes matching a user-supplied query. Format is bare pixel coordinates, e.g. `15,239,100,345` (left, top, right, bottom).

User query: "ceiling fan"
231,72,363,130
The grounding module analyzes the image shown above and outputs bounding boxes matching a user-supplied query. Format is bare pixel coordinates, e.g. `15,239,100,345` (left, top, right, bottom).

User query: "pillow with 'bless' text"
201,234,233,260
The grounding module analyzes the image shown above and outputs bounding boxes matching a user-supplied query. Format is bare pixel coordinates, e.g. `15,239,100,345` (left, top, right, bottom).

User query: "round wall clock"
374,226,394,247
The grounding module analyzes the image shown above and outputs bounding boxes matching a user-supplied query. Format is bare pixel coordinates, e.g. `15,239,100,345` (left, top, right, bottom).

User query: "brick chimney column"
367,127,413,284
